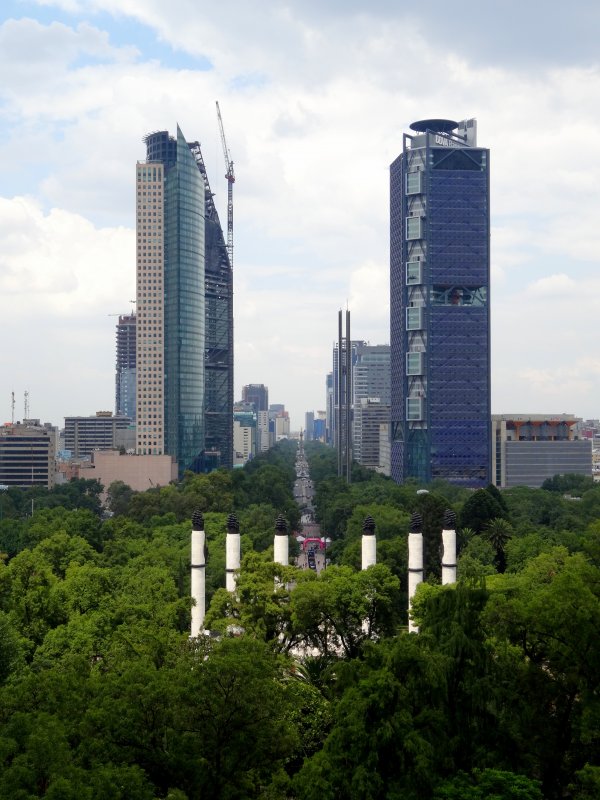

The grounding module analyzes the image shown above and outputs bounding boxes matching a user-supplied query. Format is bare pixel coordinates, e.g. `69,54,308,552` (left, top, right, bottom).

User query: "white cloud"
3,4,600,427
0,196,133,314
526,274,577,297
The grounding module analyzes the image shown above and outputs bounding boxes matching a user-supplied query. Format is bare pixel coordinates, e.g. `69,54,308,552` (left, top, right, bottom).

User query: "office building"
353,398,391,470
136,126,233,474
233,420,255,465
313,415,326,443
331,337,365,459
275,415,290,441
305,411,315,441
353,344,391,405
65,412,133,459
390,118,490,486
115,313,136,420
242,384,269,412
0,421,57,489
193,139,234,471
492,414,592,488
352,344,391,467
256,410,270,452
325,372,334,444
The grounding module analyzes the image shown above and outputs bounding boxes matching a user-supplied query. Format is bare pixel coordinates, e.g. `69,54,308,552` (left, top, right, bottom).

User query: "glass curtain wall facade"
390,118,491,486
138,126,205,476
115,313,136,420
188,140,234,471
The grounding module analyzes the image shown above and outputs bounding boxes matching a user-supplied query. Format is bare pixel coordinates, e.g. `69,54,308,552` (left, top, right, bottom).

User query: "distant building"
90,450,177,495
64,412,133,459
379,423,391,476
492,414,592,488
331,339,365,452
390,118,490,487
115,313,136,420
305,411,315,441
256,410,270,452
313,417,326,442
353,344,391,405
352,344,391,466
234,420,254,465
325,372,334,444
353,398,391,470
275,415,290,441
0,421,57,489
242,384,269,412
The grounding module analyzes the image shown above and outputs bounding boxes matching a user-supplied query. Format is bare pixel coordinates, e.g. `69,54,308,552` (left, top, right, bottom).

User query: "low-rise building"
0,420,58,489
89,450,177,495
64,411,133,459
492,414,592,488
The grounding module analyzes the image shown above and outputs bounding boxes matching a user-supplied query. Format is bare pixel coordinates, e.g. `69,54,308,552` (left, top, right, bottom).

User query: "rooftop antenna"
24,390,29,420
11,391,15,424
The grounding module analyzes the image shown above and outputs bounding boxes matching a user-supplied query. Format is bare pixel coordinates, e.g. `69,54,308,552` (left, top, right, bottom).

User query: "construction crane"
216,101,235,268
108,300,137,318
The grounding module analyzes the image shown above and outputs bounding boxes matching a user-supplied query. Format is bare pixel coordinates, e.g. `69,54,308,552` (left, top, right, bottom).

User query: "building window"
406,352,423,375
431,285,487,306
406,261,422,285
406,397,423,421
406,216,423,240
406,170,422,195
406,306,423,330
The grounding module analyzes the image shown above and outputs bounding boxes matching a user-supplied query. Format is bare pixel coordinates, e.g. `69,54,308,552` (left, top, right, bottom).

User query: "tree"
294,635,449,800
483,550,600,796
174,637,297,798
290,564,401,659
541,473,595,496
460,488,507,534
204,551,298,648
106,481,135,516
433,768,542,799
484,517,513,573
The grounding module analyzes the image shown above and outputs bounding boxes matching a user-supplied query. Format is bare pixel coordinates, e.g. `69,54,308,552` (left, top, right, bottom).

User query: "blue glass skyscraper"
137,127,206,475
390,118,490,486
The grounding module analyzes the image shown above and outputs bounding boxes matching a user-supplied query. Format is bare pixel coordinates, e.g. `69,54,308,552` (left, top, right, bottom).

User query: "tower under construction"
136,125,233,474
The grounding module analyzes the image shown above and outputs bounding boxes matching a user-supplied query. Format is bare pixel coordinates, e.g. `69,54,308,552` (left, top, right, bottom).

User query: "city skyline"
2,2,600,430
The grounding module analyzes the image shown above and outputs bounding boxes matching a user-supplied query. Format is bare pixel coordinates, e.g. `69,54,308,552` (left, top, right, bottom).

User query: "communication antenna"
24,390,29,420
11,391,15,424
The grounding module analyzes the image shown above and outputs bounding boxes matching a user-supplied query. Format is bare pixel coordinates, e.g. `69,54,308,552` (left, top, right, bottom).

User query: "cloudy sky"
2,0,600,430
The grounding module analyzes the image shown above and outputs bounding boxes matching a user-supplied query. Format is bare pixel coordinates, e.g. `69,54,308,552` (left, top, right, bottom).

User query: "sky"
2,0,600,431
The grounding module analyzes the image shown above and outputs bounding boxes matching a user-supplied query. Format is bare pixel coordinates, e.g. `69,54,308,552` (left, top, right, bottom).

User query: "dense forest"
1,440,600,798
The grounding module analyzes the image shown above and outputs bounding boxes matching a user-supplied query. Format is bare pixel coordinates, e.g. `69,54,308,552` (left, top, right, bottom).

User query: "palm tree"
484,517,513,573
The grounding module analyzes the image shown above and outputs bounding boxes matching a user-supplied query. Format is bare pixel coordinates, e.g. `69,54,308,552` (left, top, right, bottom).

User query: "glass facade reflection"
139,127,205,476
390,119,491,487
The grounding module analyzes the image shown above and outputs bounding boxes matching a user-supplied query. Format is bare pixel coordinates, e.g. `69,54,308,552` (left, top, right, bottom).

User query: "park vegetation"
0,440,599,798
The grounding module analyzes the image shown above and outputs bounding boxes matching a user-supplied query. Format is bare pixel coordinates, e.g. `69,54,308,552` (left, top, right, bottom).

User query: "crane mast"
216,101,235,268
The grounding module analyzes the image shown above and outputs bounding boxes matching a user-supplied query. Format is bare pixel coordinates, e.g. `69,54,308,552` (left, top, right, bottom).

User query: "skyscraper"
136,127,205,474
242,384,269,412
351,344,391,469
390,118,490,486
190,139,234,471
115,313,136,420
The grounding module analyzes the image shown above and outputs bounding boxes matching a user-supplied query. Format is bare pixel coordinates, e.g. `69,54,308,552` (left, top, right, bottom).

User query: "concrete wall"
90,450,177,494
